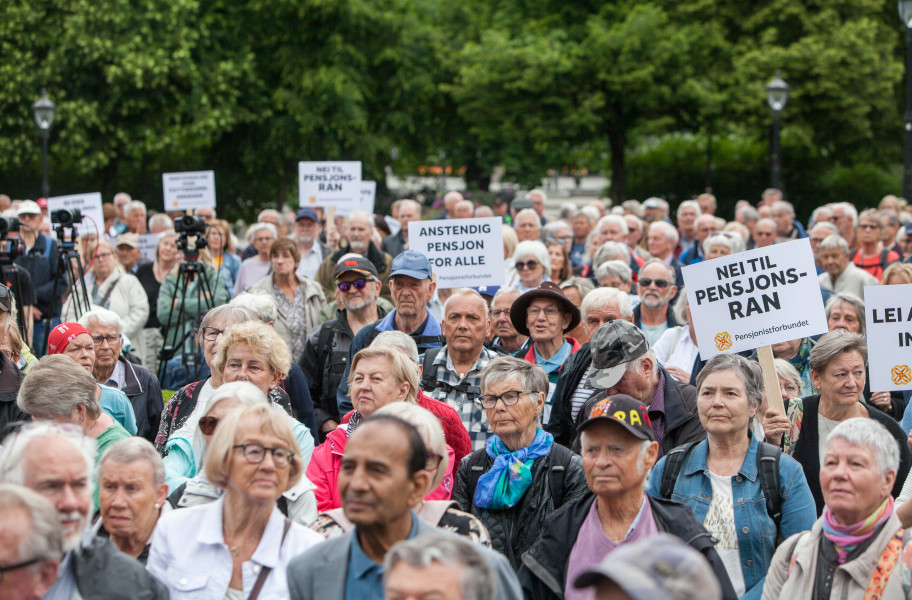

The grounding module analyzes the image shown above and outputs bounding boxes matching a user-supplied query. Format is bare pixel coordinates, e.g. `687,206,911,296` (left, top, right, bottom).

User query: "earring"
154,503,161,510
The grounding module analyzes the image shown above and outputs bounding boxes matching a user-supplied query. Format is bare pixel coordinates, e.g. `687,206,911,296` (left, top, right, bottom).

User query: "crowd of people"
3,187,912,599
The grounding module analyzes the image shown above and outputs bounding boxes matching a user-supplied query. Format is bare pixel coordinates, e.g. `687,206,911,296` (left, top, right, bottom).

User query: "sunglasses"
337,279,370,292
0,284,10,313
515,260,539,271
639,277,670,289
199,416,219,436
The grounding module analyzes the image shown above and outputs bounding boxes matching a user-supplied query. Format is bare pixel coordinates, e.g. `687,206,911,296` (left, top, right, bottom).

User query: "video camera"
0,217,20,239
174,215,208,259
52,208,83,228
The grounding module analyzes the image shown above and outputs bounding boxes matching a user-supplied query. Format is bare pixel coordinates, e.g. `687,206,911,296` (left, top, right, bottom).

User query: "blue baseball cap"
390,250,433,280
295,208,319,222
474,285,500,298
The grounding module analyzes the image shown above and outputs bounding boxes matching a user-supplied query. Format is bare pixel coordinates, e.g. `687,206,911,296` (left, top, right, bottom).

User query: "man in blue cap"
294,208,331,281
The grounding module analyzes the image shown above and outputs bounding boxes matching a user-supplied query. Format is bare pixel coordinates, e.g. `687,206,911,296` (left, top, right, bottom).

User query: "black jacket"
791,394,912,515
115,356,163,443
518,493,738,600
15,234,63,316
453,445,589,570
545,343,593,447
70,534,168,599
381,230,407,258
0,352,26,433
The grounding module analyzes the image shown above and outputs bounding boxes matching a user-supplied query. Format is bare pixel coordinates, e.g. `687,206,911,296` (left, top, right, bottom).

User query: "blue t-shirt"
98,383,137,435
345,513,419,600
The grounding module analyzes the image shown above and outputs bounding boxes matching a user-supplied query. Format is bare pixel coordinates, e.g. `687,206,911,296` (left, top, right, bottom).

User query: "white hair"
245,222,278,242
78,306,125,334
676,200,702,220
649,221,679,245
581,287,633,320
0,424,96,497
230,291,279,323
597,215,629,235
826,418,899,476
124,200,147,218
371,330,420,365
512,241,551,276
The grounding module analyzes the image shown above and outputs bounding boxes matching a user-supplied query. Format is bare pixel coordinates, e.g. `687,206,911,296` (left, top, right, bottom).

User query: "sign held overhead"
298,161,362,213
47,192,104,236
162,171,216,211
865,284,912,391
408,217,504,289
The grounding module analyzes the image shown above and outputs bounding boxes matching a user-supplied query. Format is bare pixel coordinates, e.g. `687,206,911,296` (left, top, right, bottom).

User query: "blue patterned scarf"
473,429,554,510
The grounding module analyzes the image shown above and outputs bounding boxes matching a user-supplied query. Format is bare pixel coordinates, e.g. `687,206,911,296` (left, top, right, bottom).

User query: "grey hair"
196,304,257,347
826,418,899,476
825,293,866,335
627,348,659,378
542,220,571,244
0,483,65,565
672,289,689,325
443,288,489,320
592,241,630,268
581,287,633,320
18,355,100,419
191,381,268,466
736,205,759,224
597,215,629,236
595,259,632,285
809,330,867,373
480,356,548,396
818,234,849,255
560,277,595,300
515,208,540,227
148,213,173,232
773,358,802,393
124,200,147,218
810,206,833,227
810,222,839,237
702,232,745,256
0,423,96,497
580,206,600,225
695,354,764,412
78,306,125,334
97,437,166,487
640,258,676,282
376,403,448,491
383,534,496,600
230,291,279,323
676,200,702,220
512,241,551,277
371,330,420,365
649,221,679,245
245,222,278,242
492,286,522,305
771,200,795,217
256,208,283,225
832,202,859,227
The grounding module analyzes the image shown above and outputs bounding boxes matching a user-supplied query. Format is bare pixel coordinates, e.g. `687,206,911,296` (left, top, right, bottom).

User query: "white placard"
865,284,912,391
138,233,159,263
298,161,362,213
46,192,104,236
162,171,216,211
408,217,504,289
683,238,827,358
358,181,377,217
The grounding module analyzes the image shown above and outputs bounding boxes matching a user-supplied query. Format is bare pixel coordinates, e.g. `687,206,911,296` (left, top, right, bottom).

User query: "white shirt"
295,243,323,281
652,326,698,380
704,471,746,597
147,495,324,600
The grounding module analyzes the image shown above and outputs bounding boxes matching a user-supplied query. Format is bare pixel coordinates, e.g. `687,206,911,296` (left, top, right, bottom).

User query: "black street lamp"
31,89,56,198
765,71,789,190
900,2,912,200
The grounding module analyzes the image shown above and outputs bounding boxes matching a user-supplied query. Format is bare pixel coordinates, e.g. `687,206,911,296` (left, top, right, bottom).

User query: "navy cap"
474,285,500,298
296,208,319,223
390,250,433,281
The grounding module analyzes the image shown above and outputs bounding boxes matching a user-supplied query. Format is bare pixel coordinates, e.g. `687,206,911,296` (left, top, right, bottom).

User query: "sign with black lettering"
298,161,361,212
864,284,912,391
138,233,159,263
408,217,504,289
162,171,216,211
683,238,827,358
47,192,104,236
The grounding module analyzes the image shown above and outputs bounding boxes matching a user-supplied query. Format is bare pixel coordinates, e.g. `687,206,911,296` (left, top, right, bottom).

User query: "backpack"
659,440,784,542
464,442,574,511
419,346,505,400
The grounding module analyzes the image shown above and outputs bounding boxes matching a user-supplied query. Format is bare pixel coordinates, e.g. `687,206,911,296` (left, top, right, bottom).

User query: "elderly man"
808,221,839,274
830,202,858,248
239,208,284,259
287,414,522,600
735,205,759,249
302,256,386,441
569,210,594,268
509,281,582,422
674,200,701,258
645,222,684,285
420,289,500,450
490,287,527,353
124,201,147,235
435,191,464,220
752,218,777,248
0,424,168,599
453,200,475,219
697,192,717,215
384,534,498,600
593,216,644,275
294,208,331,281
771,200,805,242
514,208,541,242
546,288,635,446
114,233,146,274
77,308,162,442
634,259,680,345
316,210,393,302
519,395,736,600
817,234,878,298
680,214,717,265
880,209,904,256
382,199,421,258
527,189,547,222
0,483,64,600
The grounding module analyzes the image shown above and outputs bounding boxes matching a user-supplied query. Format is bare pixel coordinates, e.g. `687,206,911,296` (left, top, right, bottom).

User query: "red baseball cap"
47,322,90,354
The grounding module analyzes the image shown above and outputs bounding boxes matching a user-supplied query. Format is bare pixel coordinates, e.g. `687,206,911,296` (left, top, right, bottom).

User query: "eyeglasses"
91,334,121,347
425,453,444,471
254,236,274,243
337,279,370,292
0,556,43,582
527,305,562,318
202,327,225,342
515,260,539,271
96,252,114,259
490,309,510,319
233,443,294,467
555,235,573,242
858,223,879,230
198,416,219,435
479,390,536,409
638,278,670,289
0,284,10,312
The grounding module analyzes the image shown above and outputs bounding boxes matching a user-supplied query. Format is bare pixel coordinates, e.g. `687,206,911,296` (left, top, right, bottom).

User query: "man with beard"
490,287,527,353
301,256,386,442
316,211,393,302
633,259,679,346
0,423,167,599
294,208,331,281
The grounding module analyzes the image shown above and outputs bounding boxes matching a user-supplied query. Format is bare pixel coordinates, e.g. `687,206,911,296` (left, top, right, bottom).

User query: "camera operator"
15,200,63,356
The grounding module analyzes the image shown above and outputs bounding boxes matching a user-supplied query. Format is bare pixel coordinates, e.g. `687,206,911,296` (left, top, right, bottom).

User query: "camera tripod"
39,225,91,355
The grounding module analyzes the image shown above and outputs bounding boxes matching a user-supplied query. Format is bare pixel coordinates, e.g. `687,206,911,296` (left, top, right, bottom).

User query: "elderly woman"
454,356,587,569
703,232,746,261
882,261,912,286
774,358,803,404
96,438,169,564
135,230,181,371
559,277,594,344
652,291,699,384
207,219,241,295
763,330,912,515
648,354,816,600
148,403,325,598
165,381,317,525
850,208,901,280
248,237,326,360
770,336,816,398
762,419,912,599
233,222,277,295
310,402,491,546
306,346,452,511
509,240,552,292
510,281,582,422
62,239,149,348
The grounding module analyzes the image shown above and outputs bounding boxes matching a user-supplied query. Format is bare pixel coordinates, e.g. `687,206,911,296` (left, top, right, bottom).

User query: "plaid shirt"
422,345,499,450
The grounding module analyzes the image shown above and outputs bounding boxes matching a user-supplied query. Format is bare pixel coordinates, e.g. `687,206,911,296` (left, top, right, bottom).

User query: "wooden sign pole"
756,345,785,415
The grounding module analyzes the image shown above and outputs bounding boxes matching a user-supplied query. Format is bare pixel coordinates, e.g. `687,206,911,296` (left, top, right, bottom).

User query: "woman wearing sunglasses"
148,401,324,599
509,241,552,292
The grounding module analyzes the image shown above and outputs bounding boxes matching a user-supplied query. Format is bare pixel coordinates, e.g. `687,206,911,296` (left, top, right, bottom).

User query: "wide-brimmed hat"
509,281,581,336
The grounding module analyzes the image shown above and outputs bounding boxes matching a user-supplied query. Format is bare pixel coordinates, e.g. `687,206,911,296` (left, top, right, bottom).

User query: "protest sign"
138,233,159,263
408,217,504,289
357,181,376,217
47,192,104,236
865,284,912,391
298,161,361,213
683,238,827,359
162,171,216,211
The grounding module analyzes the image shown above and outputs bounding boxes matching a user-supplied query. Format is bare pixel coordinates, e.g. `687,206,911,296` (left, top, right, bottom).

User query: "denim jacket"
647,436,817,600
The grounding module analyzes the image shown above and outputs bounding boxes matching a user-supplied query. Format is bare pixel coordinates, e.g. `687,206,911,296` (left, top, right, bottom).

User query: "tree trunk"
608,127,626,203
463,152,491,191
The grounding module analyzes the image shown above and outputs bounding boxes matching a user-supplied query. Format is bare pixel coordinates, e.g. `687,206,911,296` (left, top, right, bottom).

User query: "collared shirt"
44,549,77,600
103,360,126,390
295,242,324,281
534,340,571,375
649,370,667,457
424,345,499,450
345,514,420,600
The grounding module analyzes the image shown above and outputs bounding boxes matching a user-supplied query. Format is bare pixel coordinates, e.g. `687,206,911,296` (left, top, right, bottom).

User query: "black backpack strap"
546,443,574,509
167,481,188,509
659,441,699,499
316,322,334,360
466,450,490,512
756,441,783,541
419,347,442,392
277,495,289,516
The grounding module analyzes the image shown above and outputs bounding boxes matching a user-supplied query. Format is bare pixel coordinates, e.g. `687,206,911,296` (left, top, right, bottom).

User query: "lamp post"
31,89,56,198
899,2,912,200
765,71,789,190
